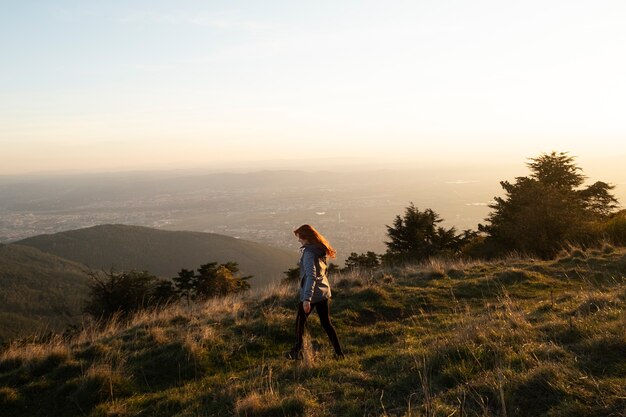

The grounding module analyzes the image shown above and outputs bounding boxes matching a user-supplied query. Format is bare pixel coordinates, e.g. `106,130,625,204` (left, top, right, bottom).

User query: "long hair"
294,224,337,259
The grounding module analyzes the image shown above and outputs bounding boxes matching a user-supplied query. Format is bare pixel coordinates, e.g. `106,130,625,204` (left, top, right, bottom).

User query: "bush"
84,270,172,320
460,235,503,259
603,210,626,246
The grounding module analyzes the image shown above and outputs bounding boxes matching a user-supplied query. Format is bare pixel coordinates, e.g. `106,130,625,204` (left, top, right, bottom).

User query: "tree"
282,266,300,284
578,181,619,216
526,151,584,189
192,262,251,300
152,280,177,306
173,262,252,302
384,203,466,263
84,270,168,319
173,268,195,307
194,262,219,299
479,151,619,258
344,251,381,270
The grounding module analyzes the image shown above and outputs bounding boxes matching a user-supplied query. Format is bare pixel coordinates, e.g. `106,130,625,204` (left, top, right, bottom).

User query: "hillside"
17,224,296,289
1,246,625,416
0,244,91,344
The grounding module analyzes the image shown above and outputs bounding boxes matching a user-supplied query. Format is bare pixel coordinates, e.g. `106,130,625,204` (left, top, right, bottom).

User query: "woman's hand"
303,301,311,314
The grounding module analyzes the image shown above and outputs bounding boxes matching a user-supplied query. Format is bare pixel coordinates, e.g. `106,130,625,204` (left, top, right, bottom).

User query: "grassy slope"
0,244,91,343
16,224,296,288
1,246,625,417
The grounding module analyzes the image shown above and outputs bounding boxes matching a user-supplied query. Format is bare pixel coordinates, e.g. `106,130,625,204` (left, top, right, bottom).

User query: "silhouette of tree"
282,266,300,284
84,270,163,319
344,251,381,270
173,268,195,307
193,262,251,299
152,280,177,305
193,262,219,299
384,203,465,263
479,151,619,258
604,209,626,245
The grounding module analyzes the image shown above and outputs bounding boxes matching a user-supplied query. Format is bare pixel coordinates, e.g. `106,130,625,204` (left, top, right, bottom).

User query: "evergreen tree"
384,203,465,263
282,266,300,284
173,268,195,306
193,262,251,299
344,251,381,270
479,151,618,258
152,280,177,305
194,262,219,299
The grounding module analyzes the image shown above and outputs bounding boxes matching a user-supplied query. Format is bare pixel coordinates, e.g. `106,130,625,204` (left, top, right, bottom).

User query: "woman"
286,224,344,360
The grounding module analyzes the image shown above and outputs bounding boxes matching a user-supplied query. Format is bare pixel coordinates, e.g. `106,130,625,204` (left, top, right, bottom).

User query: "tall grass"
1,247,625,416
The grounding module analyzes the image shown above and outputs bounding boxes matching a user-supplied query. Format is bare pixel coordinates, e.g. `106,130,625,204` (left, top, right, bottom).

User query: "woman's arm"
301,249,317,307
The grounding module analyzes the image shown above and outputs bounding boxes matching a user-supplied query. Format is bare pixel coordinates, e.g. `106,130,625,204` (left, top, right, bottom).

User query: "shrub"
84,270,171,319
603,210,626,246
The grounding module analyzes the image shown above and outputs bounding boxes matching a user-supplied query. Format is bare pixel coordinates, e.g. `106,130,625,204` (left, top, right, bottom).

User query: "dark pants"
294,299,343,355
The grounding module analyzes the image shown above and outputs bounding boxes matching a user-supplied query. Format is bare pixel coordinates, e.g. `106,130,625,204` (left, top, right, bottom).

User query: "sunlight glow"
1,1,625,174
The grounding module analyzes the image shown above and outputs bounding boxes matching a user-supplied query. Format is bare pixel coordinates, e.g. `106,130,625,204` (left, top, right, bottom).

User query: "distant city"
2,167,623,263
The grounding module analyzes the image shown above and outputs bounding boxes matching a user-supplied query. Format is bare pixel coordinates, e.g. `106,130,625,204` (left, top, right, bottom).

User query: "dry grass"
390,256,486,278
199,293,246,323
2,247,625,417
0,335,70,371
235,390,280,416
235,363,280,416
147,326,170,345
573,291,622,316
183,325,218,358
0,386,20,403
257,280,296,301
334,267,373,285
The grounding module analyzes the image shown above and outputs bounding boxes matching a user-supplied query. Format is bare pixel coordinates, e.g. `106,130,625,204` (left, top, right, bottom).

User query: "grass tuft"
0,386,21,406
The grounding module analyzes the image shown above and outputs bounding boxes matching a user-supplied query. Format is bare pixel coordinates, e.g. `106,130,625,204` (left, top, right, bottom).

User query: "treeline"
85,262,251,320
285,151,625,279
387,152,624,260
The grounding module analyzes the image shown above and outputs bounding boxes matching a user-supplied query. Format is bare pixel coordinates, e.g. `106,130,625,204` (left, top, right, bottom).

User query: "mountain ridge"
16,224,296,288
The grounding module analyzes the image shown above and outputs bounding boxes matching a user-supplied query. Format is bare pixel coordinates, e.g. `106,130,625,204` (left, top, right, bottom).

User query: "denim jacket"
299,244,332,303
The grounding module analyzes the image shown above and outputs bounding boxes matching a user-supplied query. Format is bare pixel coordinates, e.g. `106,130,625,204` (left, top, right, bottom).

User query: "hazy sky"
1,0,625,174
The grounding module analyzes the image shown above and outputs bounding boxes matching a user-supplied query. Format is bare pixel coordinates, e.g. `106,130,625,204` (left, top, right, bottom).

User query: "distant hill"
0,244,91,343
17,224,296,289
